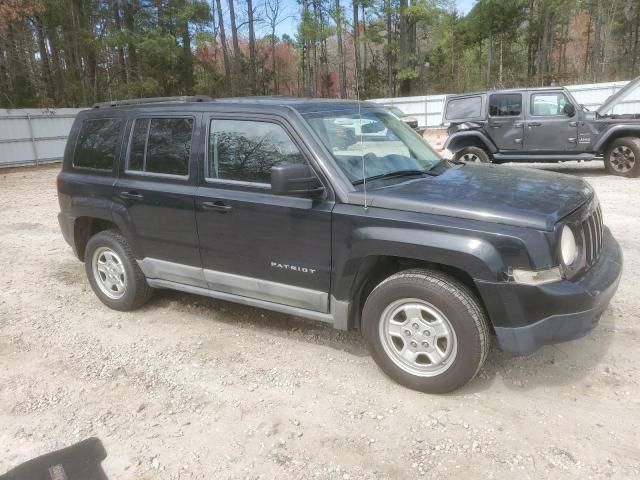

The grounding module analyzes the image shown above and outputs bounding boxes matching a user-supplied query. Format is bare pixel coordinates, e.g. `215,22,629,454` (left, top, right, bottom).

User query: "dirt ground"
0,162,638,479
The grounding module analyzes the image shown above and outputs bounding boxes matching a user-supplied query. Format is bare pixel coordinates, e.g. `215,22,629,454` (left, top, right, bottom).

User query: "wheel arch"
593,126,640,153
444,130,497,154
337,230,502,331
73,216,121,261
348,255,491,330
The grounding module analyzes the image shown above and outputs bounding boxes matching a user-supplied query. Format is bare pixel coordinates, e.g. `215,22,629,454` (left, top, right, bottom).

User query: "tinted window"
531,93,569,116
208,120,304,184
73,118,122,170
445,96,482,120
489,94,522,116
127,117,193,176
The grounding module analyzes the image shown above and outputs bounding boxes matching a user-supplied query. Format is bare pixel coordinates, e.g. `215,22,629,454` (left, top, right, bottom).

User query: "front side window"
531,93,570,116
208,120,305,184
304,109,441,184
73,118,123,170
489,94,522,116
127,117,193,176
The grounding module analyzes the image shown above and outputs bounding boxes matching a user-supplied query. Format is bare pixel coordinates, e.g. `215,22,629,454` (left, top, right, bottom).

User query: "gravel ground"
1,161,639,479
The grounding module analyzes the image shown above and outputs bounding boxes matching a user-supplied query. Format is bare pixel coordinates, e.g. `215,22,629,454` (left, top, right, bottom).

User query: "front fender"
444,130,498,154
331,226,507,304
592,125,640,152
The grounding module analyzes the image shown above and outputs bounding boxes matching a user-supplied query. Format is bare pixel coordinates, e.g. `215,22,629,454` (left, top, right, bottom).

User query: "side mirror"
563,103,576,117
361,121,385,133
271,163,324,197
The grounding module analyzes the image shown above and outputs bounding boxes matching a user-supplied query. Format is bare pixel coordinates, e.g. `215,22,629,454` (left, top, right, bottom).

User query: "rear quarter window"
73,118,123,170
445,96,483,120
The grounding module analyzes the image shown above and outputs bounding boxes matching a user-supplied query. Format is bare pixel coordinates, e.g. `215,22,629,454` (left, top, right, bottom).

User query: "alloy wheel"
92,247,127,299
610,145,636,173
378,298,457,377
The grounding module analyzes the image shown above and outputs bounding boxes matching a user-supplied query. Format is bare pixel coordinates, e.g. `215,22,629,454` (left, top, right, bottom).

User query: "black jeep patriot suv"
57,96,623,393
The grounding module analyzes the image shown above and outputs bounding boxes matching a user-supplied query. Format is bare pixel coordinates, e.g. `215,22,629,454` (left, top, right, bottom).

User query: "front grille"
582,204,603,266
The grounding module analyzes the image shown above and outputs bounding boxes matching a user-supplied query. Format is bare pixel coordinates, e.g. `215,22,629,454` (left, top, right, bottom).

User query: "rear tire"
604,137,640,177
84,230,152,311
453,146,492,164
362,269,490,393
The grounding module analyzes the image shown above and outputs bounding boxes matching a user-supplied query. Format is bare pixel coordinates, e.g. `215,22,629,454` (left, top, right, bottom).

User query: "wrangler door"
195,115,333,312
525,91,579,151
486,93,524,150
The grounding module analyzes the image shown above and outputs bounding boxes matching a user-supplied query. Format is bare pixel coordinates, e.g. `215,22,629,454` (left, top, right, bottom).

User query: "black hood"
349,164,594,231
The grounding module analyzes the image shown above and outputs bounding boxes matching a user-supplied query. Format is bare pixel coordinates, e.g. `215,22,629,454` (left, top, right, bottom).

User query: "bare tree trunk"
33,15,55,103
227,0,242,90
486,29,492,87
247,0,257,94
335,0,347,98
215,0,232,92
124,0,138,81
361,0,367,75
353,0,360,91
386,0,392,96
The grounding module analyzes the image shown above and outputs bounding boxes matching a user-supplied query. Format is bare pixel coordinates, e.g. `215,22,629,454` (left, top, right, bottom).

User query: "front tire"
453,146,491,164
604,137,640,177
84,230,152,311
362,269,490,393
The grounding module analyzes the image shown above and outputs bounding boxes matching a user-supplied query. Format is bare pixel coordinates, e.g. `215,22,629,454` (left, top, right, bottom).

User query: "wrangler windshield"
304,109,442,184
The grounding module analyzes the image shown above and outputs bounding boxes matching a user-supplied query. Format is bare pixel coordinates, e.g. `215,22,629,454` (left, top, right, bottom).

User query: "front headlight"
510,267,562,285
560,225,578,266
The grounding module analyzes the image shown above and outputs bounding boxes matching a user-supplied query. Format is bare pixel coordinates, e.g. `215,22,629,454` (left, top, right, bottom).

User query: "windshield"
304,109,441,184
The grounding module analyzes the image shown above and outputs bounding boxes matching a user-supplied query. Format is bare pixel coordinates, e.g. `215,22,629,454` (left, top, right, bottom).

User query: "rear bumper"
58,212,76,252
477,227,622,355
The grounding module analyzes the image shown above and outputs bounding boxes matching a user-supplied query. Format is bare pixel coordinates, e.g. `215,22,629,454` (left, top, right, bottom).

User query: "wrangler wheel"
604,137,640,177
362,269,490,393
453,146,491,164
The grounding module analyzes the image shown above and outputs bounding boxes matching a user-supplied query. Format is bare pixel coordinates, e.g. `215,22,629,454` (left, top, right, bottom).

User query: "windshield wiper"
353,169,432,185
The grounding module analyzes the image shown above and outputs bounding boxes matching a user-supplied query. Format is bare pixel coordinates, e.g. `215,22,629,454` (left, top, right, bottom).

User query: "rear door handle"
119,191,143,200
528,122,541,127
201,201,233,213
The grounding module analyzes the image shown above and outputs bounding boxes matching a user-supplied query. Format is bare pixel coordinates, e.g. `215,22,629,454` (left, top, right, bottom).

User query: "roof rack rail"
92,95,213,109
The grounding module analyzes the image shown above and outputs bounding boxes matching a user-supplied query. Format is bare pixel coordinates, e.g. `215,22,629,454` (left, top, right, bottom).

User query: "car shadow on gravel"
457,312,615,394
143,289,369,357
504,161,607,178
145,289,615,393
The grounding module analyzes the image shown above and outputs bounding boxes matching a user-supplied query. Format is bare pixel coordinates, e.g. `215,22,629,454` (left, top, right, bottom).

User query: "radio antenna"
354,42,367,210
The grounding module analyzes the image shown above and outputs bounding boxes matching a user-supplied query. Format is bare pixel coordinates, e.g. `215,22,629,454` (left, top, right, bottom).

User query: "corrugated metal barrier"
0,108,84,168
2,79,640,167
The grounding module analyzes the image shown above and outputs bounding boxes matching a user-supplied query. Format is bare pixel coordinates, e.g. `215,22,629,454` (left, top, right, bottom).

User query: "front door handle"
201,201,233,213
119,191,143,200
528,122,542,127
489,123,502,128
569,121,578,127
513,122,523,128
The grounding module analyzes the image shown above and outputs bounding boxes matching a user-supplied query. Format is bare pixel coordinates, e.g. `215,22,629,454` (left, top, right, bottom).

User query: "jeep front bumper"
476,226,622,355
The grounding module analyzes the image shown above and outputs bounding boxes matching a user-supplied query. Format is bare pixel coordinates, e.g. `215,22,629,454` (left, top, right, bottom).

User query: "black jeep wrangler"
443,77,640,177
57,96,622,393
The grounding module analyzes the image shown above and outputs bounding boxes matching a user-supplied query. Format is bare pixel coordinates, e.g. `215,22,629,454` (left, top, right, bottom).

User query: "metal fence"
2,79,640,167
370,80,640,128
0,108,84,168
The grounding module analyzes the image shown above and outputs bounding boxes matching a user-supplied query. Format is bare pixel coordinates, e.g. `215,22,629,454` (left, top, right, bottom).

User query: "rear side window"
445,96,482,120
73,118,123,170
126,117,194,176
489,94,522,116
207,119,305,184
